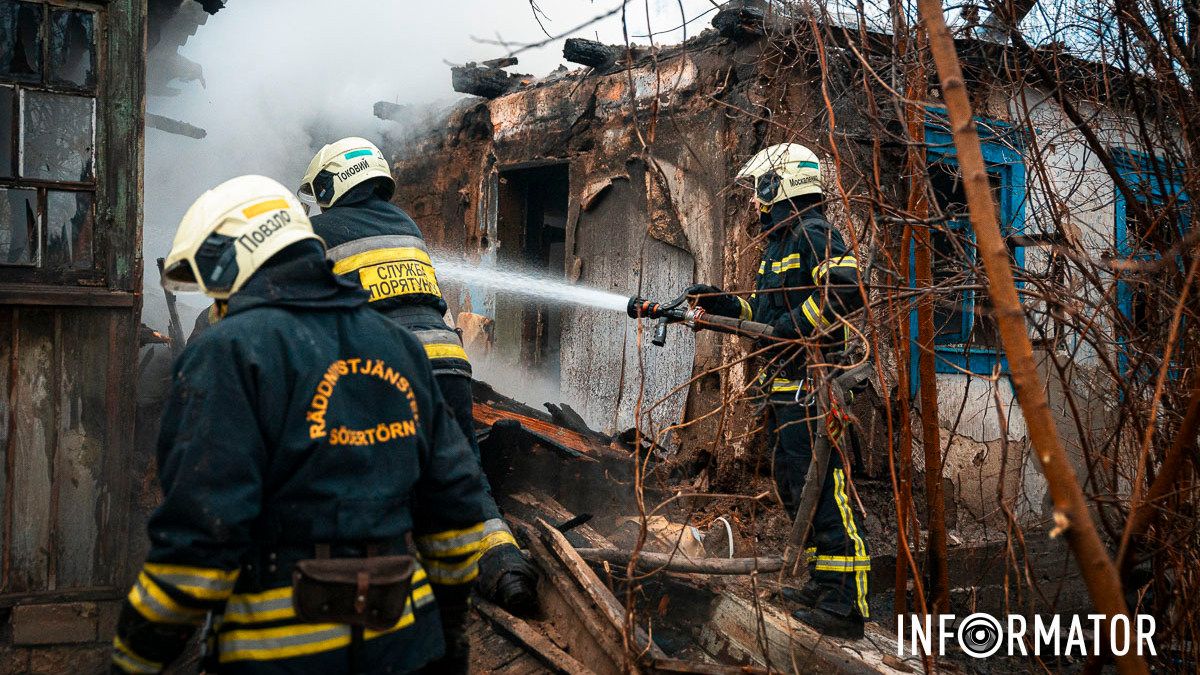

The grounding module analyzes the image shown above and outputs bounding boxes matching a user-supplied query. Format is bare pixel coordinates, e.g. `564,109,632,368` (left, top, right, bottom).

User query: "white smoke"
142,0,717,330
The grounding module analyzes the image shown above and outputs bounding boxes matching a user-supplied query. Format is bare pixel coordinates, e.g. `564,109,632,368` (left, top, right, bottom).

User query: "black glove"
684,284,743,318
772,310,804,339
478,543,539,616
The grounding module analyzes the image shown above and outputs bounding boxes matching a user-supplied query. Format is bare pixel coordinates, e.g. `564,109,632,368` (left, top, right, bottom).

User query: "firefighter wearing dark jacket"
686,144,870,639
298,139,537,626
112,176,493,674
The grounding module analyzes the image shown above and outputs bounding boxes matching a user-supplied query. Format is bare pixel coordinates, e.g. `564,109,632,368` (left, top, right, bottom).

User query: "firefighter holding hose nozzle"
684,143,870,639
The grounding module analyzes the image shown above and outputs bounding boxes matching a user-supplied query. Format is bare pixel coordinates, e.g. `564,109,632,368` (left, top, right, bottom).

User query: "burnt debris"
451,60,531,99
562,38,623,70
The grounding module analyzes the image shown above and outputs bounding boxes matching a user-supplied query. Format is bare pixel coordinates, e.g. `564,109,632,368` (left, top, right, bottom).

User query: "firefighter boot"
780,578,823,607
791,606,865,640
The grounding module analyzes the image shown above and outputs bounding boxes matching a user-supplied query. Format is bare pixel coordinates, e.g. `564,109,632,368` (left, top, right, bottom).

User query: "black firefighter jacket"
711,201,863,395
112,241,492,674
310,190,470,380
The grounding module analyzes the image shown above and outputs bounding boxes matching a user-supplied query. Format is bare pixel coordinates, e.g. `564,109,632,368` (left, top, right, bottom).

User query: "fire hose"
627,292,870,577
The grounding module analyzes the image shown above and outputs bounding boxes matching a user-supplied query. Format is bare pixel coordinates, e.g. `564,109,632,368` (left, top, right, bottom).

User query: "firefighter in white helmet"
300,138,537,669
684,143,870,639
114,175,494,673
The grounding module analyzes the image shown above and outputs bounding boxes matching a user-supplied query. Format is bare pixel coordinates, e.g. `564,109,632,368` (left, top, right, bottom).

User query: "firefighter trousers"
769,396,870,618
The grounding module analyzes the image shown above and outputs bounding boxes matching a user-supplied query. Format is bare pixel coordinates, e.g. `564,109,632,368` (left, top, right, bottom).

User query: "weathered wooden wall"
0,0,144,667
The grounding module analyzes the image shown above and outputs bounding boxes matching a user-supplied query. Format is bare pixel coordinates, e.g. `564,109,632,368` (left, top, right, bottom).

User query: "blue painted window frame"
1112,148,1190,380
910,110,1026,385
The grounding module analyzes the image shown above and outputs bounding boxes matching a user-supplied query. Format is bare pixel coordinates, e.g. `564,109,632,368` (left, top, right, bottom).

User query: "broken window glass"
0,1,42,83
49,9,95,90
46,190,92,269
928,161,1005,346
21,90,94,181
0,187,38,265
0,85,13,178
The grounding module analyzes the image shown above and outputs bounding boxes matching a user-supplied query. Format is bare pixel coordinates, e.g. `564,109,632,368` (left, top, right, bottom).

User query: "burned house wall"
394,46,749,440
388,27,1151,535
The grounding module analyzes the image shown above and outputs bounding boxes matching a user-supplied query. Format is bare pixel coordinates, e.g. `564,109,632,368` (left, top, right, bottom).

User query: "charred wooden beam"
475,600,591,675
146,112,207,139
373,101,410,123
711,0,768,40
575,548,785,575
194,0,225,14
482,56,518,69
451,62,528,99
562,38,622,69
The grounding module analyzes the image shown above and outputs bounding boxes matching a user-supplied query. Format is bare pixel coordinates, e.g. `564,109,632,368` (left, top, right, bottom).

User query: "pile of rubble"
468,383,915,674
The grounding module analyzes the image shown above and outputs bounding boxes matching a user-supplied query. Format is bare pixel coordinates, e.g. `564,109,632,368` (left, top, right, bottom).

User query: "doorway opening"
494,163,569,392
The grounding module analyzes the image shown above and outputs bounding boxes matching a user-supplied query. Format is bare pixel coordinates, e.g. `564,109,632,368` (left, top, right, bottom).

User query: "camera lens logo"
958,613,1003,658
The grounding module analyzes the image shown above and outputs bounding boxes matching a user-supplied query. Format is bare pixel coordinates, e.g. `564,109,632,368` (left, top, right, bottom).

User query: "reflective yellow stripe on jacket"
414,522,486,585
812,255,858,282
327,234,442,302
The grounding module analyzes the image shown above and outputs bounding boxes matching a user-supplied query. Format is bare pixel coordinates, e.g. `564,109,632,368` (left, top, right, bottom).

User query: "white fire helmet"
298,137,395,208
735,143,823,207
162,175,320,300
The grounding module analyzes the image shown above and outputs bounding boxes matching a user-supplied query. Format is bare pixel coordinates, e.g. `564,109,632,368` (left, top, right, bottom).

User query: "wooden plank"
494,657,553,675
574,548,784,575
6,309,56,593
98,308,139,587
506,492,611,548
0,308,13,591
101,0,147,293
476,599,591,675
537,518,667,661
647,658,768,675
469,614,528,672
0,284,138,308
518,520,628,675
698,594,906,675
53,310,110,588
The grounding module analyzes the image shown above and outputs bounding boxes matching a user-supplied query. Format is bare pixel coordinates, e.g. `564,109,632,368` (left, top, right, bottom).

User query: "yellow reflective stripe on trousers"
813,555,872,572
736,296,754,321
415,522,485,558
424,343,469,362
812,255,858,282
143,562,238,601
128,571,208,625
833,468,870,617
112,635,162,674
800,296,831,331
769,378,803,393
219,586,436,662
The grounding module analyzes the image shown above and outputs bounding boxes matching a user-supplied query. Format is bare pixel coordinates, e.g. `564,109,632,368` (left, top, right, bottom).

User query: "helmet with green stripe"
735,143,823,207
163,175,319,300
299,137,395,208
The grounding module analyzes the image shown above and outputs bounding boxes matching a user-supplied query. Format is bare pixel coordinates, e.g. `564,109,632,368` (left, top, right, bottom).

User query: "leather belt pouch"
292,555,416,630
